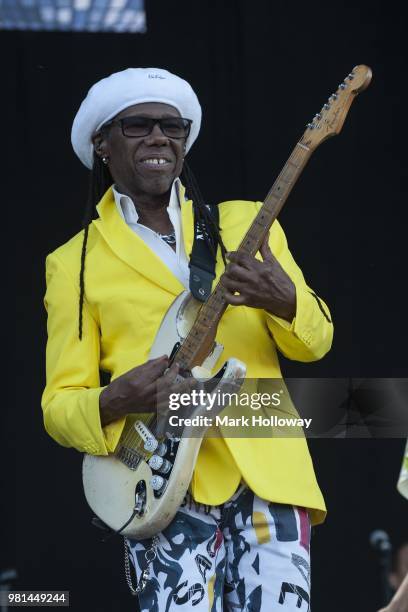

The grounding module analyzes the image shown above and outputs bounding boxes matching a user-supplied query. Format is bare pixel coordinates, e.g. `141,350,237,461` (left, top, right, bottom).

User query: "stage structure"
0,0,146,32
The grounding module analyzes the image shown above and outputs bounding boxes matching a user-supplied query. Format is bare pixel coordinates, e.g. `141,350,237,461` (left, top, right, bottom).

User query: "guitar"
82,64,372,538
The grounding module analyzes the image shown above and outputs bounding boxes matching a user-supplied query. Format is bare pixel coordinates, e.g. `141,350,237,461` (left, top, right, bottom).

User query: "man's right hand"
99,355,195,427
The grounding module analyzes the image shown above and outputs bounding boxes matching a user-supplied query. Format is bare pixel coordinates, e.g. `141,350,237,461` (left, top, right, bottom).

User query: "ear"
92,131,108,160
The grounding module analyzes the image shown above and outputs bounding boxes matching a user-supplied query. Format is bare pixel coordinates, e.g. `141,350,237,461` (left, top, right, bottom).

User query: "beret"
71,67,202,169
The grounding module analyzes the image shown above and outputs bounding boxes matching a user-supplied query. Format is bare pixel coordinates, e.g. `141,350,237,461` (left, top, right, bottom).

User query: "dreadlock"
78,156,227,340
78,152,113,339
181,160,227,266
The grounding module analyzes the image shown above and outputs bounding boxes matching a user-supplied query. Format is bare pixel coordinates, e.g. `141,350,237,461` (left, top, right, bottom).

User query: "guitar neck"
174,140,313,372
237,142,312,256
173,63,374,372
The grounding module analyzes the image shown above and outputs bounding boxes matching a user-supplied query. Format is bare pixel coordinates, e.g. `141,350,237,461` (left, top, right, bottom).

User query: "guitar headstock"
300,64,372,151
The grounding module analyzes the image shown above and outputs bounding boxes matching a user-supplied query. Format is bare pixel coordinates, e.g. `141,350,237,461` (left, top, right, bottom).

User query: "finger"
144,362,179,401
223,262,254,283
172,377,199,418
147,354,168,363
226,251,254,270
172,374,198,395
162,361,180,380
221,275,246,293
224,291,247,306
259,233,274,261
130,354,168,374
157,373,193,399
156,374,196,403
156,363,180,394
156,376,197,416
140,355,169,380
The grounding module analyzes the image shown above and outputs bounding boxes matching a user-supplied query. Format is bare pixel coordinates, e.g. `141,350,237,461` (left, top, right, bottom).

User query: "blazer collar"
93,184,195,296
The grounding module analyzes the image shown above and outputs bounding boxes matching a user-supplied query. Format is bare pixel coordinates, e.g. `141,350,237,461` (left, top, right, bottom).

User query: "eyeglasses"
103,116,192,139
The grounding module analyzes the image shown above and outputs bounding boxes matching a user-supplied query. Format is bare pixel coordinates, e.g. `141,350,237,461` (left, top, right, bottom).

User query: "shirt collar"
112,178,182,225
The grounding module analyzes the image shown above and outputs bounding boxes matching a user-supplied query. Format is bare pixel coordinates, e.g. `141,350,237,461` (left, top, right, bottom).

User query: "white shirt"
112,179,190,289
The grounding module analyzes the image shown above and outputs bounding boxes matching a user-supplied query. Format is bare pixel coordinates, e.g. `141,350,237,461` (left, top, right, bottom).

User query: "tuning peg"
306,123,315,129
314,113,322,120
323,103,330,110
339,82,346,90
329,93,338,101
347,73,354,80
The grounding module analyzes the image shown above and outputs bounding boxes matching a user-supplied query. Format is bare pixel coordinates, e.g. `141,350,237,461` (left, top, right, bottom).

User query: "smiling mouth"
139,157,172,168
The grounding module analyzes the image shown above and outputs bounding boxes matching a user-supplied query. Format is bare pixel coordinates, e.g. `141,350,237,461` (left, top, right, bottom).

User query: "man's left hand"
221,233,296,323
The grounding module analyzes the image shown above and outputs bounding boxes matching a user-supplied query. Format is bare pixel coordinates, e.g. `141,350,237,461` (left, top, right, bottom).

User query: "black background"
3,1,408,610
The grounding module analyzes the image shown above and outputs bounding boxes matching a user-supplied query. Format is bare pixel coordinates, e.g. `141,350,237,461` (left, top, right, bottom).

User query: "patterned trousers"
126,485,311,611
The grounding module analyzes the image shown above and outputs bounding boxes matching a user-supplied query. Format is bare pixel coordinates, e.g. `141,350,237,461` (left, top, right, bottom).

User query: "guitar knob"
144,437,158,452
149,455,172,473
150,475,166,491
149,455,164,470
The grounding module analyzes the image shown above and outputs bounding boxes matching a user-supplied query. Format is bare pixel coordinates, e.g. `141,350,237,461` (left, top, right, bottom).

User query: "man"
378,542,408,612
42,67,333,611
377,450,408,612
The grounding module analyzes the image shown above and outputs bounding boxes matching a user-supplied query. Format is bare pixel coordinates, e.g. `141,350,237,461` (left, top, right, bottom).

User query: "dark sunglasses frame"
102,116,192,139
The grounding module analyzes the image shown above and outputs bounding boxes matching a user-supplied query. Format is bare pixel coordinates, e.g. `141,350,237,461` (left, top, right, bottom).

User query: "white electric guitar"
82,65,372,538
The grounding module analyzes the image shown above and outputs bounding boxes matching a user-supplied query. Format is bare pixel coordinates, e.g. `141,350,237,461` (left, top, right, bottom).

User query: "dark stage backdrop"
4,1,407,611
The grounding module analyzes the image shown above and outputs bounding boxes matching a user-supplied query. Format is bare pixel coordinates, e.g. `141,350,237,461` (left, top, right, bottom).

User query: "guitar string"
167,143,311,384
115,141,310,457
116,413,156,454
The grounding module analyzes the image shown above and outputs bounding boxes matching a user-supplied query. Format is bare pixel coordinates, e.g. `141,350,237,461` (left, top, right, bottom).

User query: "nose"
144,121,169,146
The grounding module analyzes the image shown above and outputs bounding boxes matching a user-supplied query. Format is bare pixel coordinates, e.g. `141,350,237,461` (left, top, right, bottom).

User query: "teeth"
143,158,168,165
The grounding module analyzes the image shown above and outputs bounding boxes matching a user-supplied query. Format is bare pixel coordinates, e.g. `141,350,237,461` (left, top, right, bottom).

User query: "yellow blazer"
42,185,333,525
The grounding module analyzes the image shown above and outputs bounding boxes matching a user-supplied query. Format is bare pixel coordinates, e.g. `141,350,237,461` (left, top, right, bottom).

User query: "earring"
102,156,109,165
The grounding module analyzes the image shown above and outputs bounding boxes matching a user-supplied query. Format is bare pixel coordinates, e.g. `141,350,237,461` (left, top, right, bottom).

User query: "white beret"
71,67,202,169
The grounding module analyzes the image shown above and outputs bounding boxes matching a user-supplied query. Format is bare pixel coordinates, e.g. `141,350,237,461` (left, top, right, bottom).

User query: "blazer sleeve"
264,216,334,362
41,251,126,454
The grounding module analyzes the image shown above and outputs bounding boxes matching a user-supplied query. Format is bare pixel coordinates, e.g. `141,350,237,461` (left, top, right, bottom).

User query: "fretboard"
174,140,313,371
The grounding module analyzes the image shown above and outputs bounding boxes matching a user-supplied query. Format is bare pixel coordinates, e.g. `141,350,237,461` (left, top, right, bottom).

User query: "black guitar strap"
189,204,220,302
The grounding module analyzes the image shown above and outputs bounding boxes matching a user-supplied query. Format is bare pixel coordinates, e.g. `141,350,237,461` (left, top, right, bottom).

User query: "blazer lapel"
93,187,186,296
179,183,194,259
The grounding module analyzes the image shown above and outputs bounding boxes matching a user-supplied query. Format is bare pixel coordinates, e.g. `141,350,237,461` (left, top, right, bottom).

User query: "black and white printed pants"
126,485,311,611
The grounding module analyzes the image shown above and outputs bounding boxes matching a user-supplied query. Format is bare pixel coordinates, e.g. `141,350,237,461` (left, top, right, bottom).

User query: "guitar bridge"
117,446,142,470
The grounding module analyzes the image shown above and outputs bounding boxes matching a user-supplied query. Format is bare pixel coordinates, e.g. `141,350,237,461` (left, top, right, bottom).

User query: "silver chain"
157,230,176,246
124,535,159,596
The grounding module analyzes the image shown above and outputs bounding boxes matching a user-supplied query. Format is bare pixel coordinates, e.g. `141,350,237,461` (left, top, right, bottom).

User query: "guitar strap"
189,204,220,302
